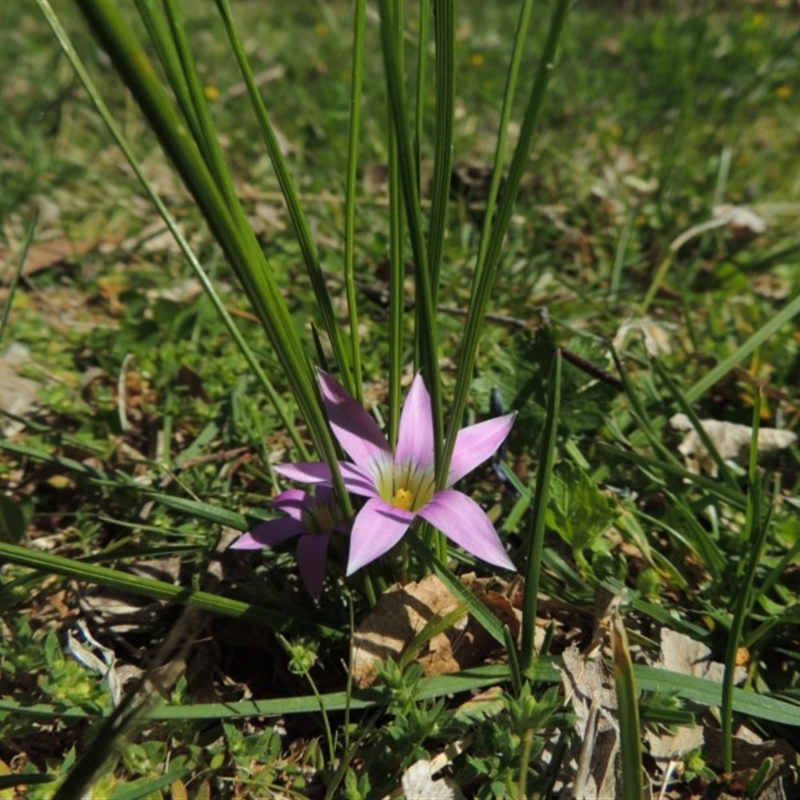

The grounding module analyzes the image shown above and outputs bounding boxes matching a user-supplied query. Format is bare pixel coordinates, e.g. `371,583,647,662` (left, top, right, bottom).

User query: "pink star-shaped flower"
279,372,516,576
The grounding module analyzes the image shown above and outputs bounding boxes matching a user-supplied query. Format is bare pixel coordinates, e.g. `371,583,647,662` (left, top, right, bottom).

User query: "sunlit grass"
2,2,800,797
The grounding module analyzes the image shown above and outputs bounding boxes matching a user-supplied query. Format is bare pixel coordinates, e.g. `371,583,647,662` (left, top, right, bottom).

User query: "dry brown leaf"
670,414,796,476
713,203,768,237
560,645,619,800
645,629,750,766
0,343,39,436
352,575,466,688
612,317,675,357
352,574,518,689
0,236,99,283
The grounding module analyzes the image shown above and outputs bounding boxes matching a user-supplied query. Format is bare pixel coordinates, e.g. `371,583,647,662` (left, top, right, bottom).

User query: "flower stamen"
392,487,414,511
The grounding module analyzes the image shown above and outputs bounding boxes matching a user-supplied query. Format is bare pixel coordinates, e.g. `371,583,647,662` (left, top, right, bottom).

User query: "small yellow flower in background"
204,85,220,101
776,84,792,99
471,53,484,67
610,123,622,139
751,12,766,29
315,22,328,38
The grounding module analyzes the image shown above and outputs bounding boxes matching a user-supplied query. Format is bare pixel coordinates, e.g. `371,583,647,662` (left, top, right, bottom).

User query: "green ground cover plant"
1,1,800,797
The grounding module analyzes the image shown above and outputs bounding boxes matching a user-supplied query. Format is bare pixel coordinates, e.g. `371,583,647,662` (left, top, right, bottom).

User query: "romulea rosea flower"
230,485,346,600
278,371,516,576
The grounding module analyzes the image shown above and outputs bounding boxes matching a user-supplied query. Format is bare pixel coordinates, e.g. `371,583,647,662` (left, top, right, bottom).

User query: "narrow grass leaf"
18,5,310,453
0,542,340,638
414,0,430,187
342,0,367,401
379,0,443,470
68,0,346,497
722,391,766,772
0,213,36,346
108,767,192,800
612,613,644,800
428,0,455,297
686,289,800,403
215,0,354,391
521,350,561,671
444,0,569,481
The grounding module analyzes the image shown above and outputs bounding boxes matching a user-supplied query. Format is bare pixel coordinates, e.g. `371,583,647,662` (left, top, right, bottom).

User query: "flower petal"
276,461,378,498
395,373,435,470
447,412,516,486
310,485,337,506
276,462,332,484
272,488,308,521
346,497,413,575
297,534,330,600
338,462,381,498
418,489,515,570
318,371,390,469
229,517,306,549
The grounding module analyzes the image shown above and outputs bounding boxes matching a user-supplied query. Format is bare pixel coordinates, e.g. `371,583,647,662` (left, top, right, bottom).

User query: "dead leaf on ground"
0,235,104,284
645,628,757,782
0,343,40,436
612,317,675,357
560,645,619,800
352,574,521,689
670,414,796,476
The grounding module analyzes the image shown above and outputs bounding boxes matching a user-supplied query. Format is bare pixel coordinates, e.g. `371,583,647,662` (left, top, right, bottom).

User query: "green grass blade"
7,655,797,726
132,0,201,146
68,0,351,510
215,0,354,391
601,443,746,510
160,0,241,215
387,0,405,449
474,0,533,287
342,0,367,402
686,288,800,403
0,213,37,346
443,0,569,480
5,654,798,725
427,0,455,297
142,492,249,529
107,766,192,800
612,613,644,800
379,0,443,471
406,529,505,646
721,391,766,772
652,357,739,492
0,542,340,638
520,350,561,672
634,665,800,726
37,0,308,458
414,0,430,188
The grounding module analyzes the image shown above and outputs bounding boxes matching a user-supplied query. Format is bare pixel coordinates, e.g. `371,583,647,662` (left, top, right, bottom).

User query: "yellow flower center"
392,488,414,511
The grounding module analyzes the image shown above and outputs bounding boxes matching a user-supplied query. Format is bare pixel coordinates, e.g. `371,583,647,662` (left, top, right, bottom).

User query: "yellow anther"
392,488,414,511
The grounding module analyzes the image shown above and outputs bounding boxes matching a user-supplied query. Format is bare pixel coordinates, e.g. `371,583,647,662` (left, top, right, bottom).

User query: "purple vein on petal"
338,462,380,498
